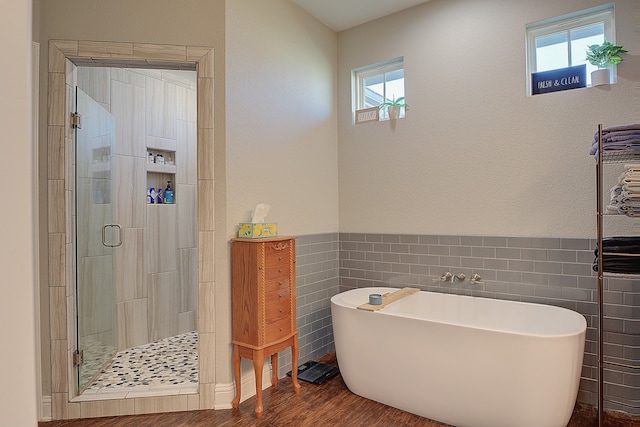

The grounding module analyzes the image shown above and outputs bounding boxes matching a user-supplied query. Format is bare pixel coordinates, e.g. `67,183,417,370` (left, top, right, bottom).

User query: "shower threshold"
73,331,198,402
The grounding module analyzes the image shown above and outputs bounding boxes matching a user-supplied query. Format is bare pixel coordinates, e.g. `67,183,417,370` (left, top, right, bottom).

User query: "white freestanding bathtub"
331,287,587,427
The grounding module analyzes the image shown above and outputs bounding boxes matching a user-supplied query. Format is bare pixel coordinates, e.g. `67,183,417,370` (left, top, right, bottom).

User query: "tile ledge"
70,385,198,402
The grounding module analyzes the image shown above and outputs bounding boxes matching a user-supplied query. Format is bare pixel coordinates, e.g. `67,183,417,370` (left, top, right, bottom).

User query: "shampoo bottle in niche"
164,180,174,204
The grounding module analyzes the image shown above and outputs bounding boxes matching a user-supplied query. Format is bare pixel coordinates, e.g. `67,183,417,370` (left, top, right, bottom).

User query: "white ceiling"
292,0,432,32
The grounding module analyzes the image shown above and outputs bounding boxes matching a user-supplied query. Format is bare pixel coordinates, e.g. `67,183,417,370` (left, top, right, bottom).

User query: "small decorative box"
238,222,278,238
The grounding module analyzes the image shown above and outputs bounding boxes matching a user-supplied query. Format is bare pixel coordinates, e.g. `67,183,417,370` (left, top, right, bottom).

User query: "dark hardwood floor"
39,353,636,427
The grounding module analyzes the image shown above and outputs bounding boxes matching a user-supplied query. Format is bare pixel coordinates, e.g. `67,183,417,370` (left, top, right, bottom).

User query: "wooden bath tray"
357,287,419,312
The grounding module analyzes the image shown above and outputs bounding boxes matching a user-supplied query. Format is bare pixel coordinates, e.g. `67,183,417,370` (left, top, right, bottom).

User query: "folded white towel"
619,199,640,206
605,205,621,214
620,203,640,211
610,184,623,198
622,191,640,199
602,124,640,132
618,170,640,179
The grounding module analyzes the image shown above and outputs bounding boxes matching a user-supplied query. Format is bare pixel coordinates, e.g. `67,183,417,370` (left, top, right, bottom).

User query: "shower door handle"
102,224,123,247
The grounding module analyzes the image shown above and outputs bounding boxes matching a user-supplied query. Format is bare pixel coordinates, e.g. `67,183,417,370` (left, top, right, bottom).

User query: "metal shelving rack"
594,124,640,426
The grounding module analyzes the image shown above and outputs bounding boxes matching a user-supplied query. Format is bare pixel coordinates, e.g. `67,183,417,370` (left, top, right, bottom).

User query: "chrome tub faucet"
452,273,466,282
470,274,483,284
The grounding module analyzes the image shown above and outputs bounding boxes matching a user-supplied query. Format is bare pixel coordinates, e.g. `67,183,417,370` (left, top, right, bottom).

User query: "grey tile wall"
278,233,340,378
293,232,638,415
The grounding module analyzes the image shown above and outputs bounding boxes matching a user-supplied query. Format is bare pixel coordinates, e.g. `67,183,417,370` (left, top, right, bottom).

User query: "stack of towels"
589,124,640,156
592,236,640,274
606,164,640,216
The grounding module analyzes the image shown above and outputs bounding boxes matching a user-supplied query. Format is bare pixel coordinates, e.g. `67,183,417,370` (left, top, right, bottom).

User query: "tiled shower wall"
295,232,639,416
77,67,198,350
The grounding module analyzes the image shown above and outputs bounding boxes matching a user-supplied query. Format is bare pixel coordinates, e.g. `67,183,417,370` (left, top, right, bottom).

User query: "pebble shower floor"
81,331,198,397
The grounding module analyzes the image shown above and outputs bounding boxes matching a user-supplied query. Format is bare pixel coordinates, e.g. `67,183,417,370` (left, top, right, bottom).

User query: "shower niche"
147,147,177,204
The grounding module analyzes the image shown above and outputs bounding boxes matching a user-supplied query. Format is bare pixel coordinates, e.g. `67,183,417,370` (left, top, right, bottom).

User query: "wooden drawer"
265,313,292,342
266,243,290,263
265,297,291,321
265,265,290,280
266,249,290,265
265,283,291,314
265,277,290,294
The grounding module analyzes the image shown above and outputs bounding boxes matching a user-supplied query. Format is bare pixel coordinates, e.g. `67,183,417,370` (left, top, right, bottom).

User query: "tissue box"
238,222,278,238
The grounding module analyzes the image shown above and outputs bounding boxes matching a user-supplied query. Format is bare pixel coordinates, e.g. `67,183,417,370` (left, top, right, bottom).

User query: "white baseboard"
213,382,234,410
214,363,272,409
40,395,52,422
41,368,273,416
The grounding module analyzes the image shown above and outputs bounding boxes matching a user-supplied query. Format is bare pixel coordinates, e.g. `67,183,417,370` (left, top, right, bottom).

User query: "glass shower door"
74,87,118,391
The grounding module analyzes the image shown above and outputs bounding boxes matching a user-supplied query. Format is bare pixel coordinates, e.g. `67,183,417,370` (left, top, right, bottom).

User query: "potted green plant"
585,40,627,86
378,96,408,120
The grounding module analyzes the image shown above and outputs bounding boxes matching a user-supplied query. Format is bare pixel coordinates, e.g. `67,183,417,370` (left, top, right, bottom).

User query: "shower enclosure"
73,67,199,394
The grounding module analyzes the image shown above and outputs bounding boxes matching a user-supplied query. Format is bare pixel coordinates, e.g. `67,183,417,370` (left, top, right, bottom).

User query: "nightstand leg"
253,349,264,418
231,344,241,409
291,336,301,393
271,353,279,388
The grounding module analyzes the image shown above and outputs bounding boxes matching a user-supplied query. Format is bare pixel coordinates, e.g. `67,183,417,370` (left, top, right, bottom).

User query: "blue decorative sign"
531,65,586,95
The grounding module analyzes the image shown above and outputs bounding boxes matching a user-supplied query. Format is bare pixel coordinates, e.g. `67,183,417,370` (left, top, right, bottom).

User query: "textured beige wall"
1,0,39,425
337,0,640,237
225,0,339,237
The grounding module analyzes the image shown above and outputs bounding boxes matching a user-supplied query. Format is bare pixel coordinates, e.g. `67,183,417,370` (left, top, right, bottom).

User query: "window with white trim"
353,57,405,121
526,4,615,94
